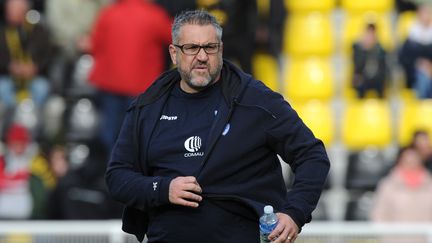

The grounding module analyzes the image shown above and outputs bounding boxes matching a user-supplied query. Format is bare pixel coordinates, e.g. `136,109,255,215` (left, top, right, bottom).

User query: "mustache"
193,61,209,68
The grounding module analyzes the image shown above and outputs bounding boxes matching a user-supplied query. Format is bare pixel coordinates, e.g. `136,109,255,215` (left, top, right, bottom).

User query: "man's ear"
169,44,177,65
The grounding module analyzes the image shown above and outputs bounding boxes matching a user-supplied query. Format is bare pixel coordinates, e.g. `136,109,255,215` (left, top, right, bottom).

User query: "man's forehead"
179,24,218,43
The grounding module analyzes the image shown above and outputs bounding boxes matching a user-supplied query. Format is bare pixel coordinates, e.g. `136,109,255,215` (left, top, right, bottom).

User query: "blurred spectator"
47,144,69,179
0,123,55,219
197,0,257,73
370,146,432,222
88,0,171,151
254,0,286,58
47,139,122,219
45,0,109,94
155,0,195,17
411,130,432,171
0,0,54,110
396,0,418,14
352,23,388,98
415,58,432,98
155,0,195,71
399,3,432,93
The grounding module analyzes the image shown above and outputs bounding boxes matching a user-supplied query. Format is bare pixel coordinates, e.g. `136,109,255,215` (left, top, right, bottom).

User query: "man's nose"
196,47,209,61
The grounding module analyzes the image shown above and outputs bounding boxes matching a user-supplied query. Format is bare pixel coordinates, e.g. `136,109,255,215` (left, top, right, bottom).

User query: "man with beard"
105,10,330,243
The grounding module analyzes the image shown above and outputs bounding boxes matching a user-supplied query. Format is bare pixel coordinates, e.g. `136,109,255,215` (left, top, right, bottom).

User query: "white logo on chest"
184,136,204,157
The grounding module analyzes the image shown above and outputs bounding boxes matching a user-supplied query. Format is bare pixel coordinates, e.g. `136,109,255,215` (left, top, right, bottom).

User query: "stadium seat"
284,57,334,102
312,197,329,221
252,53,279,91
291,100,335,145
285,0,336,13
284,12,334,56
341,99,392,150
398,99,432,146
345,191,375,221
396,11,416,44
340,0,394,13
66,97,100,142
399,88,417,102
341,11,394,55
345,149,392,190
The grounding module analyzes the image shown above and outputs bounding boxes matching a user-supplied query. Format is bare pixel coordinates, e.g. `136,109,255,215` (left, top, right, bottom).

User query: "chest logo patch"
184,136,204,157
184,136,202,152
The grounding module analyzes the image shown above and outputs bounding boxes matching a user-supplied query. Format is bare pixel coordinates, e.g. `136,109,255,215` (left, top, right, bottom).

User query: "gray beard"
178,62,223,92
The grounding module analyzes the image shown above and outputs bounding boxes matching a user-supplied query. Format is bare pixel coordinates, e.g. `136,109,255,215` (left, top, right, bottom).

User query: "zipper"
193,98,237,177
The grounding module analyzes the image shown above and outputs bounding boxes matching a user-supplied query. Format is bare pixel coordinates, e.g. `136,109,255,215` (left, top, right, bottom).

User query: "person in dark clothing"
0,0,54,108
48,139,122,219
196,0,257,73
399,4,432,90
352,23,388,98
105,10,330,243
396,0,418,14
254,0,286,57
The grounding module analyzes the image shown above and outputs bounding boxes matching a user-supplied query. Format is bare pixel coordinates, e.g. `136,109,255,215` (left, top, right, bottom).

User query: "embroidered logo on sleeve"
153,182,158,191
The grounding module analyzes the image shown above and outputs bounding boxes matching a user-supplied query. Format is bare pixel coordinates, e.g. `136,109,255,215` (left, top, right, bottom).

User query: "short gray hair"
172,10,223,44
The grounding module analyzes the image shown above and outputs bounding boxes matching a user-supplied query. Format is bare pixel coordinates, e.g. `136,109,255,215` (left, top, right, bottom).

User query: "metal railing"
1,221,432,243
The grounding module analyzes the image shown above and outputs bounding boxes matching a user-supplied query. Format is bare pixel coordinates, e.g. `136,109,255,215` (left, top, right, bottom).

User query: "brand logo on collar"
160,115,178,121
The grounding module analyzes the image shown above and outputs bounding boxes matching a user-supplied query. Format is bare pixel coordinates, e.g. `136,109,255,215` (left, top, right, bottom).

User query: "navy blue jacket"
105,60,330,242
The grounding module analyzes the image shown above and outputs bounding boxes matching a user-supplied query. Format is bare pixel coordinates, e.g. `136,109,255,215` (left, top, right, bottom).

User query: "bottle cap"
264,205,273,214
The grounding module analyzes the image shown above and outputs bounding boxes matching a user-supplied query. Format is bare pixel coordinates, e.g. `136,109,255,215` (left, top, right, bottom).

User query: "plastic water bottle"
259,205,278,243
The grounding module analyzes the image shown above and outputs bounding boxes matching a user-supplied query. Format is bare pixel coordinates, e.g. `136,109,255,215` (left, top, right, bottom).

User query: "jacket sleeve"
264,90,330,229
105,106,171,211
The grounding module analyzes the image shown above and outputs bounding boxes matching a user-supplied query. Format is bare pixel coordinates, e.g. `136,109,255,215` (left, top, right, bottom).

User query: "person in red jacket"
88,0,172,151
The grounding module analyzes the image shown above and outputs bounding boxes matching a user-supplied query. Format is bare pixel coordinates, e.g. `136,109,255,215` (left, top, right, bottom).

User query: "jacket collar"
132,59,250,109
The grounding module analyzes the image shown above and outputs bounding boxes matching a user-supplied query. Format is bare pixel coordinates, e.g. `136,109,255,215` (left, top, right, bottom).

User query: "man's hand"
169,176,202,208
268,213,299,242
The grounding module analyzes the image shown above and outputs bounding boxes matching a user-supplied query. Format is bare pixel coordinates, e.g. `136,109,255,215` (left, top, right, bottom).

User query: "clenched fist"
169,176,202,208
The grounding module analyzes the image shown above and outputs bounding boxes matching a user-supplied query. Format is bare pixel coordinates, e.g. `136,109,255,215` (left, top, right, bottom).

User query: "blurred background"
1,0,432,242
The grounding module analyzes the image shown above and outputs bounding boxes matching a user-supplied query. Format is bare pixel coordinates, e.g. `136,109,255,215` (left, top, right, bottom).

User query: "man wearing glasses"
106,10,330,243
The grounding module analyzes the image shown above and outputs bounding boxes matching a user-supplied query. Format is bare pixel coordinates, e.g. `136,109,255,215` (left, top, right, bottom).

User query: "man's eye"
185,45,199,51
205,45,217,50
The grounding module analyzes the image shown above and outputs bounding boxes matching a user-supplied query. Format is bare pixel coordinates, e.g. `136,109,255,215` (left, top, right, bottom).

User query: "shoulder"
243,78,286,106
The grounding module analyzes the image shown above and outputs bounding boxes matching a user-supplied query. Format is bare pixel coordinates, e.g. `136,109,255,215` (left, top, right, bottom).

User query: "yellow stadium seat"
252,53,280,91
292,100,335,145
284,57,334,102
285,0,336,13
396,11,416,44
341,12,394,55
341,0,394,13
284,12,334,56
399,88,417,101
342,99,392,150
398,99,432,146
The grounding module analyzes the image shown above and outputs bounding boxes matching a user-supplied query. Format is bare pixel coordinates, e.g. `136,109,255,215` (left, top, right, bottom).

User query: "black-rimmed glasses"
174,43,221,55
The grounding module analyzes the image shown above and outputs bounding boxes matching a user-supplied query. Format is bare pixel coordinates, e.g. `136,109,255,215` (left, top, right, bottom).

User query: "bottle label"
259,222,277,243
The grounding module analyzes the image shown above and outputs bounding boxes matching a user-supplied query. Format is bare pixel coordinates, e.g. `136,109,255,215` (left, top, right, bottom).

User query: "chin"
191,77,211,87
